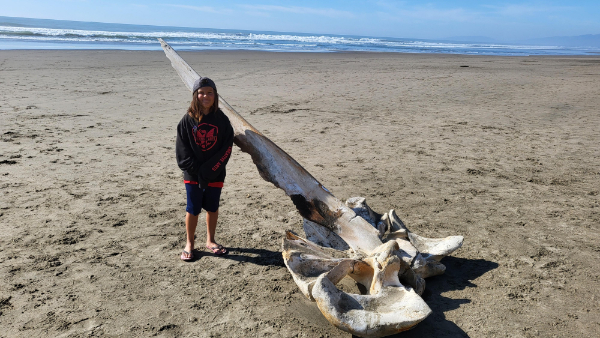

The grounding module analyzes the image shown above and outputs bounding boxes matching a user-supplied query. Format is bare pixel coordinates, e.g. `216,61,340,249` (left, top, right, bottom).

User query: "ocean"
1,16,598,56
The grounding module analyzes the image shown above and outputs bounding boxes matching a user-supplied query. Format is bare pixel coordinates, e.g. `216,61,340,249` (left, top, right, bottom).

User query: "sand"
1,50,599,337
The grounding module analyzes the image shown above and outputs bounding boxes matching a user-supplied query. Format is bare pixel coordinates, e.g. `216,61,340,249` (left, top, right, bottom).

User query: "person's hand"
198,176,208,189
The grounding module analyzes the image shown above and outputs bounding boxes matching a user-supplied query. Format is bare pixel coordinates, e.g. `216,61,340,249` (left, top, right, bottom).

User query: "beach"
1,50,599,337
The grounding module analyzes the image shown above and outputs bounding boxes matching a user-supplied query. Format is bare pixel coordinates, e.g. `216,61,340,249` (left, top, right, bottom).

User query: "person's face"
197,87,215,111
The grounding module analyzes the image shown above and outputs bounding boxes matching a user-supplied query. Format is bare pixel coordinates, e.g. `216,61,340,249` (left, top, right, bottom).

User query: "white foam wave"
0,25,380,45
0,24,575,54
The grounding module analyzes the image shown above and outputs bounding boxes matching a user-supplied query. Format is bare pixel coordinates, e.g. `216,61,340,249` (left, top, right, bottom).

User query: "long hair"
187,89,219,122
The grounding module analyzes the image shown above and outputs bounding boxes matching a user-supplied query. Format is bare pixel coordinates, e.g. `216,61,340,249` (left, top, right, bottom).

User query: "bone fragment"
283,233,432,336
412,255,448,279
302,218,350,251
382,209,408,240
313,277,431,337
345,197,382,227
282,232,349,300
408,232,464,262
387,209,408,232
381,208,464,278
376,213,389,238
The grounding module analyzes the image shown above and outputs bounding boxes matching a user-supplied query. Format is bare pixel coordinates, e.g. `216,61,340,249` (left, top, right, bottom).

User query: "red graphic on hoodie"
193,123,218,151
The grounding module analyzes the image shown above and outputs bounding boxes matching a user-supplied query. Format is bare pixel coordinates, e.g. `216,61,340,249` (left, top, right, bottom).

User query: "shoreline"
2,47,600,57
3,48,600,62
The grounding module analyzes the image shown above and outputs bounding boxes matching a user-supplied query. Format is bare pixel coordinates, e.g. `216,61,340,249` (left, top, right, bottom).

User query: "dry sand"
1,50,599,337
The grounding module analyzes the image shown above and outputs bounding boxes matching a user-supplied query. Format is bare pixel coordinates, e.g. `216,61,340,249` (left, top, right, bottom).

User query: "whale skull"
159,39,464,338
284,197,463,337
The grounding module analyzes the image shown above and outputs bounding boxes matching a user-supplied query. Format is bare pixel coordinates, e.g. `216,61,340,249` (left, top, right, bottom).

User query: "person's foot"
181,243,195,261
205,242,228,256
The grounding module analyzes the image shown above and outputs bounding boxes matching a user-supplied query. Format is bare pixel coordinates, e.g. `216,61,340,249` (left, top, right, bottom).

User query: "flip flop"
180,250,195,261
206,244,228,256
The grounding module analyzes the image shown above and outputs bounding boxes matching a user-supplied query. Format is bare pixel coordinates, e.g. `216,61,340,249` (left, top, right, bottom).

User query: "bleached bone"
376,213,390,238
282,231,351,300
312,240,432,337
345,197,388,238
283,232,430,336
302,218,350,251
299,201,462,291
382,209,408,240
379,209,463,278
282,232,426,297
160,40,463,337
345,197,381,227
387,209,407,232
408,232,465,262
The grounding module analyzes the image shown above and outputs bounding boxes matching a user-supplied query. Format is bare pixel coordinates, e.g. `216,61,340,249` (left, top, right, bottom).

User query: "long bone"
159,40,463,337
158,38,382,254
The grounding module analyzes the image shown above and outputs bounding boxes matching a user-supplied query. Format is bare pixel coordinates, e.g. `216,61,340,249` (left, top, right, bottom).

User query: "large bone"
160,40,463,337
384,209,464,278
283,232,431,337
159,38,381,254
312,240,432,337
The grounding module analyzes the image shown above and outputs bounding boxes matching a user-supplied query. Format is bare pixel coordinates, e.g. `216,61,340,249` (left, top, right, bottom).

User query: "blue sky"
1,1,599,41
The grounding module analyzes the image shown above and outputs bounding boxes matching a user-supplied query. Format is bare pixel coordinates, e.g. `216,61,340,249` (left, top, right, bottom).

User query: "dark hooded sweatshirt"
175,109,234,188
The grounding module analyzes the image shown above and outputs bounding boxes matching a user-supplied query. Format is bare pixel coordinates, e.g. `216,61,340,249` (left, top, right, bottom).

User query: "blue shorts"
185,183,222,215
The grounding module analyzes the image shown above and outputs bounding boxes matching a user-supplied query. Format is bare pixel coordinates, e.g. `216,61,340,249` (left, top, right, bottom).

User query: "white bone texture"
282,199,463,337
302,218,350,251
159,39,463,338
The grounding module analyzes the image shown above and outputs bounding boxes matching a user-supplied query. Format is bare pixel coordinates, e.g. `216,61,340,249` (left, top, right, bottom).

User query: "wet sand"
1,50,599,337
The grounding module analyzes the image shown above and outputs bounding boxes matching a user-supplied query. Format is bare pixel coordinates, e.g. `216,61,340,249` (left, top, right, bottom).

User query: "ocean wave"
0,22,591,55
0,25,379,45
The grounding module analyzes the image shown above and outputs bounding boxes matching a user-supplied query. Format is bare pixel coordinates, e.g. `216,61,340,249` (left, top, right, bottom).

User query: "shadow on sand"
194,247,497,337
379,256,499,338
198,246,285,267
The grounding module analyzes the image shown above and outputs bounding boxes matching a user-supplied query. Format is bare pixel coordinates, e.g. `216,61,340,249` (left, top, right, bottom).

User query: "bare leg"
206,210,219,247
205,210,226,254
183,212,199,259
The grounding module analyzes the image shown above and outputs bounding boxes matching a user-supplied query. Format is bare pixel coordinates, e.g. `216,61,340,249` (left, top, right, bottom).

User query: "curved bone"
312,242,431,337
381,209,464,278
283,233,431,336
345,197,382,228
283,231,426,296
408,232,464,262
381,210,408,240
376,213,391,238
160,41,463,337
302,218,350,251
361,241,401,293
282,232,350,300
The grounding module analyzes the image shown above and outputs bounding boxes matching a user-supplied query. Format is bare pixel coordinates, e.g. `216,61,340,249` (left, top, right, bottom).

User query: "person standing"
175,77,234,261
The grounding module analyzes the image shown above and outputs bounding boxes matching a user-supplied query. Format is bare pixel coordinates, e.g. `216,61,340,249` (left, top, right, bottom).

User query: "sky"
1,1,599,41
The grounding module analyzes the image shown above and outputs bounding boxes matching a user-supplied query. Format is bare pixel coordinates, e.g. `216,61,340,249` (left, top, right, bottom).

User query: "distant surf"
1,16,598,55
